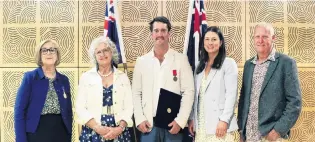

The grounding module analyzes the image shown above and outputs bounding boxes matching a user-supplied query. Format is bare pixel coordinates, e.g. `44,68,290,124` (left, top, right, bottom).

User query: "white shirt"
151,49,172,116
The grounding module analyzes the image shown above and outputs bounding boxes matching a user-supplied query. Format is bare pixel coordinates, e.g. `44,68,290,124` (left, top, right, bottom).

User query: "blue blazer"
14,67,73,142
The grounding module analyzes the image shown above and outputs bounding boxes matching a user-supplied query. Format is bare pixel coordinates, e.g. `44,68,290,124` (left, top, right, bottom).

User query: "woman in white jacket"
188,26,238,142
75,36,133,142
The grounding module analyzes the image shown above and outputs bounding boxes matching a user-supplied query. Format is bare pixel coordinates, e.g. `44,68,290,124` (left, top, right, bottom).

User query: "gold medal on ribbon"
172,70,178,82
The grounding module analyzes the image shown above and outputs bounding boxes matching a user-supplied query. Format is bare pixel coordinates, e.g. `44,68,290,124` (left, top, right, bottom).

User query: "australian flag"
104,0,127,71
184,0,207,73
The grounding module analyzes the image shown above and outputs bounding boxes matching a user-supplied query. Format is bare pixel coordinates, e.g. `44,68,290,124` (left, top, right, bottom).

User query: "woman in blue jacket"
14,39,73,142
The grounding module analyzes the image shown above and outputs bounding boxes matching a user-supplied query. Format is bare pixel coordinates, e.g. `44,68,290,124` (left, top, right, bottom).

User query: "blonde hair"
88,36,119,66
35,39,61,66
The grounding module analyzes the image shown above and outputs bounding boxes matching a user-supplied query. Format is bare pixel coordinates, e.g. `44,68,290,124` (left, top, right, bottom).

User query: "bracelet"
92,124,101,132
118,125,125,131
119,120,127,131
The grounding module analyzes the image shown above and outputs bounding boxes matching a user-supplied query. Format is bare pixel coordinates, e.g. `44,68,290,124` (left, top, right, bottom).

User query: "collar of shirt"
149,48,173,60
251,47,276,64
37,67,61,80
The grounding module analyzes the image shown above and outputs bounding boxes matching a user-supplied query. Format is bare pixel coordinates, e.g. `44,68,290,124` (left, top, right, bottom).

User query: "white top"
75,67,134,127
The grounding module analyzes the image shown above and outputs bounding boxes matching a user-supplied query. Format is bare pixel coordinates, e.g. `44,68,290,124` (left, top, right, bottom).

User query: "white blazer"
191,57,238,134
75,67,134,127
132,48,194,128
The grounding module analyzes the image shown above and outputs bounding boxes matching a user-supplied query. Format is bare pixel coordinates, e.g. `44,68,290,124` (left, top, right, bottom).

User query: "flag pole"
113,2,137,142
114,0,128,73
183,0,194,55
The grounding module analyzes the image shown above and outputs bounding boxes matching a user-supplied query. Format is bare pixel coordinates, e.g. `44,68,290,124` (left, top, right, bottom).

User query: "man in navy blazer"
237,23,302,142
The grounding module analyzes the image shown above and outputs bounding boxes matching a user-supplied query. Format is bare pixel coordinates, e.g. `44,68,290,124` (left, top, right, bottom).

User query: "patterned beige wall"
0,0,314,142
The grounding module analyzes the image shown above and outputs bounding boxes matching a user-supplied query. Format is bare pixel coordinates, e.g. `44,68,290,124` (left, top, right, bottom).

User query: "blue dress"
79,85,132,142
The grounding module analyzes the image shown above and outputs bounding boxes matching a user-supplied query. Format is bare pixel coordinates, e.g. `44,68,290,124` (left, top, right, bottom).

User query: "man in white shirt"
132,16,195,142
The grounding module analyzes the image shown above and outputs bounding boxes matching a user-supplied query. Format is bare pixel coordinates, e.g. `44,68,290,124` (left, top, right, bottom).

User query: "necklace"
98,70,112,78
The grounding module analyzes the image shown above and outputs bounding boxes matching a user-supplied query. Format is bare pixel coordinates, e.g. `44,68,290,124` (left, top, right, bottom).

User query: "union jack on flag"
184,0,207,73
104,0,127,71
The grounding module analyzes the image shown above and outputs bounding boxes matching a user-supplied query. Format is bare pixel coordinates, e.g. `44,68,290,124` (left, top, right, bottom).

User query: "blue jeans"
140,127,183,142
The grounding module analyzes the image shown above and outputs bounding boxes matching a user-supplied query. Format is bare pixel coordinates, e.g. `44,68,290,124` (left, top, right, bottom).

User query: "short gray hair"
88,36,119,66
254,22,275,36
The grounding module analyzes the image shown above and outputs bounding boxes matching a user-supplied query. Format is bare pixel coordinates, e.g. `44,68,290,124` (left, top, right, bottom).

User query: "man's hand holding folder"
154,88,184,134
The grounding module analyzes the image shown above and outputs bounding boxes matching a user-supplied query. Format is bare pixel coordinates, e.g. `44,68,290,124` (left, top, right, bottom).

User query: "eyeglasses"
41,48,57,55
95,48,111,56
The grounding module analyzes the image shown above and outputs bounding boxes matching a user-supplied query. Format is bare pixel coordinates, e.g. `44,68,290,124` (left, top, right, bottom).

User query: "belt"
101,106,114,115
